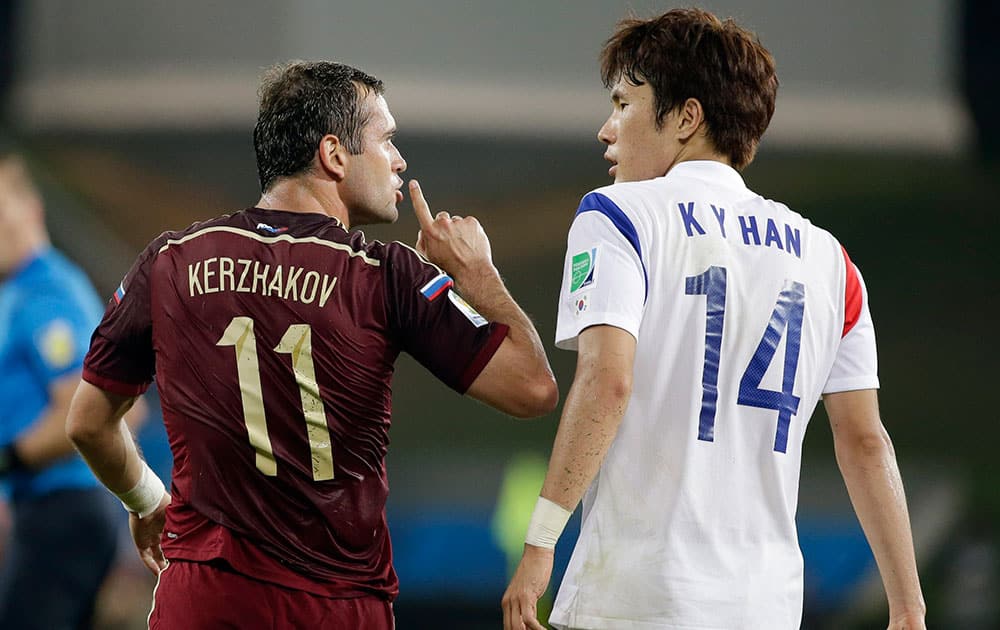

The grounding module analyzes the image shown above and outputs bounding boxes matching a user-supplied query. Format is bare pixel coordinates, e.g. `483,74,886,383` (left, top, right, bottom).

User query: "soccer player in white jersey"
502,9,926,630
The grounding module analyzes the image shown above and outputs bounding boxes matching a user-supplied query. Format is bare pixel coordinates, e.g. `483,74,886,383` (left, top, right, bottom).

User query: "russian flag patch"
419,273,453,301
113,282,126,304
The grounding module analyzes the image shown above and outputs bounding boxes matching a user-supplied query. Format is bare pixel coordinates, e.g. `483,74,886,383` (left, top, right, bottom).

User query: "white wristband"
115,461,166,519
525,496,572,549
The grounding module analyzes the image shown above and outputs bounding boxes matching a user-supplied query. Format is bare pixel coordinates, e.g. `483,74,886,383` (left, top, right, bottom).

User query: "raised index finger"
409,180,434,231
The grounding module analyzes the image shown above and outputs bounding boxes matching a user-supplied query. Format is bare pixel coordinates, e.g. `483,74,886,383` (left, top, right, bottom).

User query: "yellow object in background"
491,452,553,625
38,319,75,370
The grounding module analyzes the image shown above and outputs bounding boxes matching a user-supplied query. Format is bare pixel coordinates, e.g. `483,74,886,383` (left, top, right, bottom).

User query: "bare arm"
67,380,170,575
409,180,558,418
503,325,634,630
825,389,926,628
65,379,145,494
14,374,147,470
457,263,556,418
539,325,634,508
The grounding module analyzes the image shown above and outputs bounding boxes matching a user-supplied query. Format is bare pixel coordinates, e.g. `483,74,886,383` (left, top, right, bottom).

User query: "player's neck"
665,136,732,175
256,177,351,227
667,144,732,172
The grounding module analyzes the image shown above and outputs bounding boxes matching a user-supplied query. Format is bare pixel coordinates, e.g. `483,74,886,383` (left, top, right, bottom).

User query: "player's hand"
129,491,171,576
502,544,553,630
410,179,494,279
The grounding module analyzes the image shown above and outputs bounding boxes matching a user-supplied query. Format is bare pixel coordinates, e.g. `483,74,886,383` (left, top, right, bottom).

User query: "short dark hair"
601,9,778,169
253,61,384,192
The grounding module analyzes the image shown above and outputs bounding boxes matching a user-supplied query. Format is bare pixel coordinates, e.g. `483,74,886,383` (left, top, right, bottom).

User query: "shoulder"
308,227,406,270
578,181,655,210
377,241,451,309
11,285,95,338
575,179,683,227
794,211,839,250
147,211,245,257
382,240,444,278
28,250,89,289
337,228,391,268
594,174,698,202
17,250,100,310
772,199,843,254
572,183,654,247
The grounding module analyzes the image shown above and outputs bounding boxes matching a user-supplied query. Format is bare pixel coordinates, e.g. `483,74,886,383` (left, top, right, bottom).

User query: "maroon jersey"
83,208,507,600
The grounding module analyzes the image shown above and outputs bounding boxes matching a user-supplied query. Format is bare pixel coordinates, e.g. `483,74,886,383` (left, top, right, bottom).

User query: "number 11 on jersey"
217,317,335,481
686,266,805,453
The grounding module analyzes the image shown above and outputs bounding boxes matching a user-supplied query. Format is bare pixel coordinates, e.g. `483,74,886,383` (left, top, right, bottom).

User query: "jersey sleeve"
823,251,879,394
555,192,647,351
384,242,508,393
82,243,158,397
17,294,94,386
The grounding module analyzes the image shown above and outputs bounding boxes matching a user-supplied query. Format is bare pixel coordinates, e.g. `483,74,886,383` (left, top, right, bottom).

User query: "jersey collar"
248,207,347,232
666,160,748,191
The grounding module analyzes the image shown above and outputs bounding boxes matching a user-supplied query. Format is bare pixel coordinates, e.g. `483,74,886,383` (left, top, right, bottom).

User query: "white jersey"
550,160,878,630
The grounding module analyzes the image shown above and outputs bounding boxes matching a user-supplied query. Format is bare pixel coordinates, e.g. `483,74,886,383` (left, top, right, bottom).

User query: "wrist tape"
524,496,572,549
115,461,165,518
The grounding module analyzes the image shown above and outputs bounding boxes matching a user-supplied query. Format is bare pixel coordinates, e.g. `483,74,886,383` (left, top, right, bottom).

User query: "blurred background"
1,0,997,628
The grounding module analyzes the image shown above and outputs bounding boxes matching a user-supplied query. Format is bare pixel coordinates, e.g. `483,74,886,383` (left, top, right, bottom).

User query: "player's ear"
675,98,705,142
317,134,348,181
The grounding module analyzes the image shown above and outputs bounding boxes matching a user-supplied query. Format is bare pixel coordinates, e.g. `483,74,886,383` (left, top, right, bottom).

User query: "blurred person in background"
0,146,146,629
503,9,925,630
66,60,557,628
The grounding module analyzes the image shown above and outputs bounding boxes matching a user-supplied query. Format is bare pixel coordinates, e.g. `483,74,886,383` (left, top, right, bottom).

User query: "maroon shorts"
147,560,394,629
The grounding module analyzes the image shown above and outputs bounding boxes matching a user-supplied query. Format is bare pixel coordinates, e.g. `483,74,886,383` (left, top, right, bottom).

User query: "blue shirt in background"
0,247,105,501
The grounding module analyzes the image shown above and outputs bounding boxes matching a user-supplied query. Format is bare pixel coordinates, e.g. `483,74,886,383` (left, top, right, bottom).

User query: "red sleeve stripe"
82,367,151,397
457,323,510,393
841,246,863,337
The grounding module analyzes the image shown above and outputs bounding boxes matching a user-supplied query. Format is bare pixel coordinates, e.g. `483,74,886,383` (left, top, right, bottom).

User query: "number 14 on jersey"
686,266,804,453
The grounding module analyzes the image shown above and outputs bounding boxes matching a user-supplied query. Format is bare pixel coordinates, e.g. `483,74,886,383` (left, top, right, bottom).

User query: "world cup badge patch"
448,290,488,327
570,247,598,292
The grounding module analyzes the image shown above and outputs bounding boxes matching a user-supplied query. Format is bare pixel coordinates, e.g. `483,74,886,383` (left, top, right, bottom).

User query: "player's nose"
598,117,615,145
393,150,407,174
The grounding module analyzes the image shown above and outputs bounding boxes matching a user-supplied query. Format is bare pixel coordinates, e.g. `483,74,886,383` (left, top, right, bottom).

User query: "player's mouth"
393,179,404,203
605,155,618,177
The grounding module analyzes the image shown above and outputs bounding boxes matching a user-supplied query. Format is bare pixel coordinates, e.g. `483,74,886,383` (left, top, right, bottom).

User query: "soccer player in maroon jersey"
65,61,558,628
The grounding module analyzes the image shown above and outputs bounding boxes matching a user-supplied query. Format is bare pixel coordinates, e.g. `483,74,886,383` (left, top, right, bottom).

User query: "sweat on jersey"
551,161,877,630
